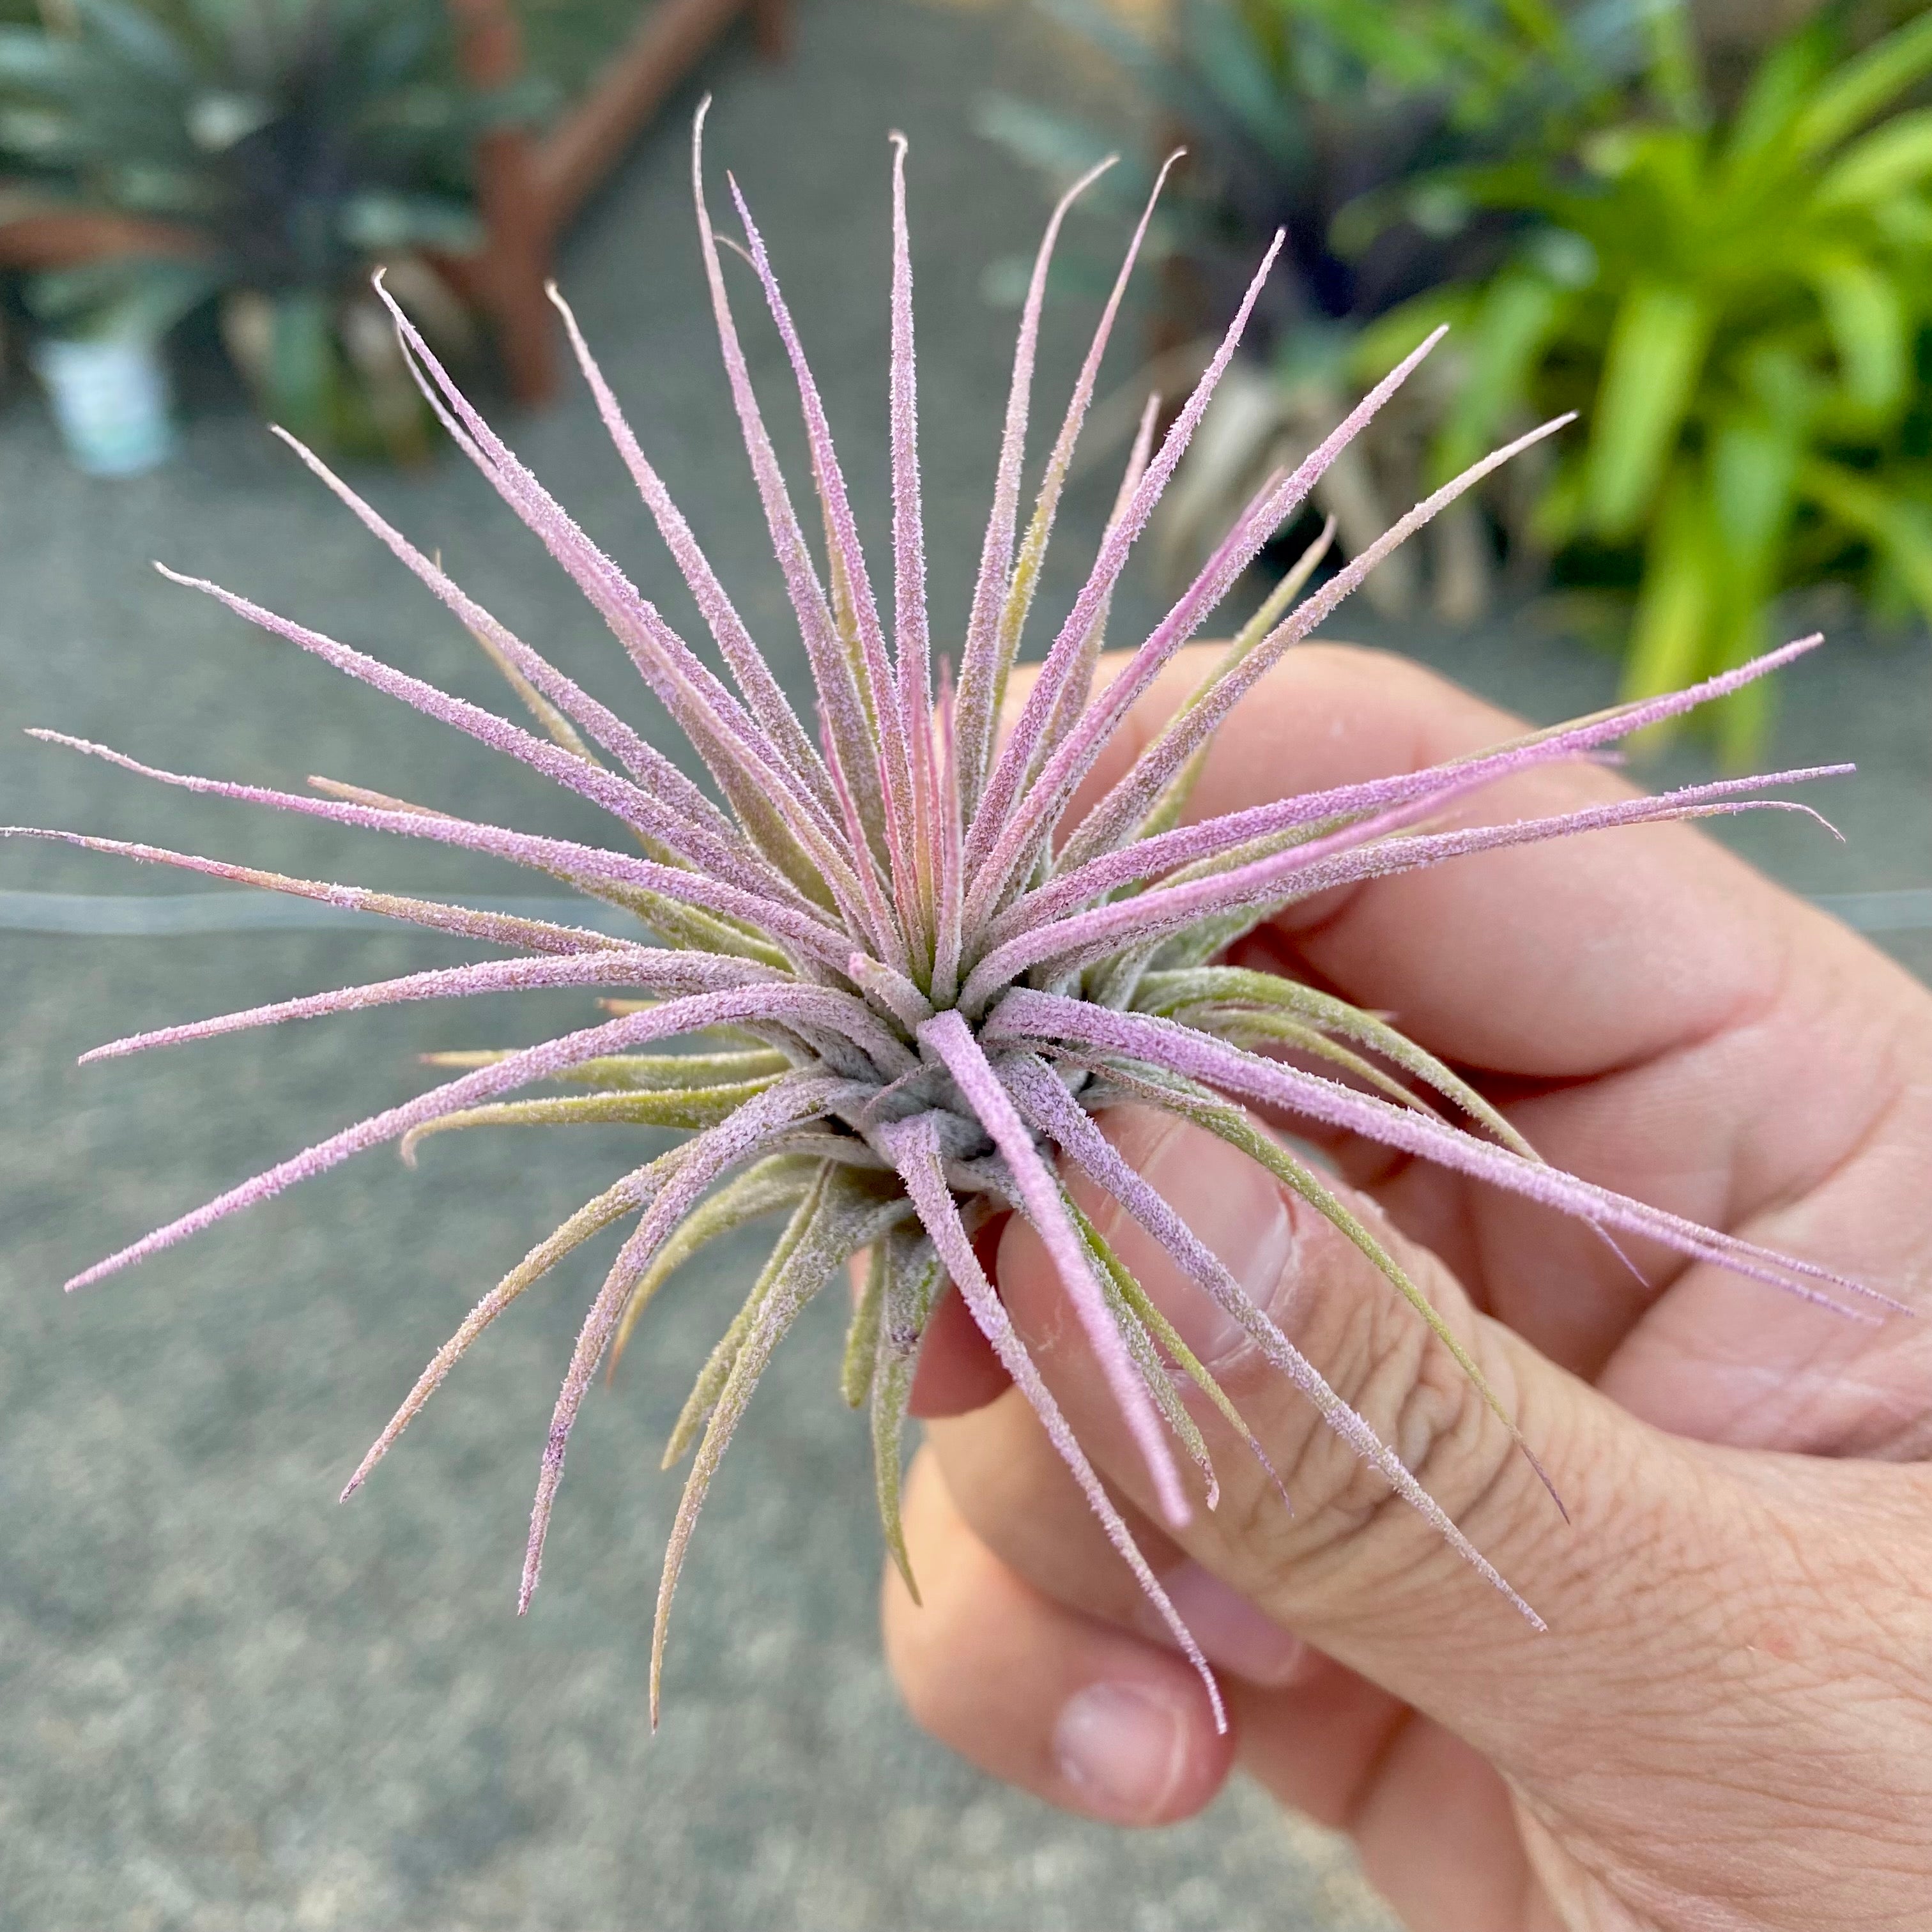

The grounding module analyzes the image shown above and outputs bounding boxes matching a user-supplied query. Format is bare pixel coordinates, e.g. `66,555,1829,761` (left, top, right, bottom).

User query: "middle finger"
908,1409,1429,1837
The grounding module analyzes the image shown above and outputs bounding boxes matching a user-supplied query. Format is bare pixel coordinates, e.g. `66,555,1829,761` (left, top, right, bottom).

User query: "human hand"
882,643,1932,1931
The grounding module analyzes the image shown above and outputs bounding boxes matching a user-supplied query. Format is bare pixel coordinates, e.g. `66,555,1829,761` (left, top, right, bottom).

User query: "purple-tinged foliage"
10,102,1882,1726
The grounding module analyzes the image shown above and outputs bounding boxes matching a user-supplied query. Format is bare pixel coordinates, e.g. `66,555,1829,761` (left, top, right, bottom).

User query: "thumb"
992,1103,1782,1768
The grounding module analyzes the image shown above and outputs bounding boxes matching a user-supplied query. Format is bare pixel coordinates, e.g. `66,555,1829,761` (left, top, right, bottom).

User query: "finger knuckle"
1215,1216,1524,1602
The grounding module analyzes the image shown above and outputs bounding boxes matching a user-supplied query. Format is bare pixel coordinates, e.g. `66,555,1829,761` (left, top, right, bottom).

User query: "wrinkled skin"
882,643,1932,1931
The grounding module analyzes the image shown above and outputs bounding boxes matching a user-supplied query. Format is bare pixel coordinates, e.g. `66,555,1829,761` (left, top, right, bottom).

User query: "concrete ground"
1,3,1926,1929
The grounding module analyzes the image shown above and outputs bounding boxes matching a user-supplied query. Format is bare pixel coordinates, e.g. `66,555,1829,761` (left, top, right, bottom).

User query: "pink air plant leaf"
18,105,1897,1730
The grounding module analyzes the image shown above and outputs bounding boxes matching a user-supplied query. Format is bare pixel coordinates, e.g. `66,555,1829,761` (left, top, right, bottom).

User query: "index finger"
1046,640,1831,1080
1022,641,1931,1354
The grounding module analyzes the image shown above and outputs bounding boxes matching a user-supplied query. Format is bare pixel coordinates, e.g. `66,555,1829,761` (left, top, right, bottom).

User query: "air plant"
12,102,1895,1731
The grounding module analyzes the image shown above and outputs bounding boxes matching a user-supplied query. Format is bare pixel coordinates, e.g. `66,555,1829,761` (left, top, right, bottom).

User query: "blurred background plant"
986,0,1932,752
983,0,1657,342
0,0,541,462
977,0,1667,618
510,0,667,101
1353,0,1932,754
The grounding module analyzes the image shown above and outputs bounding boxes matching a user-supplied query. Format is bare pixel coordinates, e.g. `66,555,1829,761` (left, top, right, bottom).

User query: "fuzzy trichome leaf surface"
13,104,1892,1728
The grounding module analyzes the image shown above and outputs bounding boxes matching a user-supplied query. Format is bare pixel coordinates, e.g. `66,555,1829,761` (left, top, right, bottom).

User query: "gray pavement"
1,2,1926,1928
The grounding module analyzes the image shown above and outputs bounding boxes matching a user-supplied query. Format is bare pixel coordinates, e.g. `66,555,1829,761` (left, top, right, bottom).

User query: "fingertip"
1051,1674,1228,1825
884,1450,1233,1827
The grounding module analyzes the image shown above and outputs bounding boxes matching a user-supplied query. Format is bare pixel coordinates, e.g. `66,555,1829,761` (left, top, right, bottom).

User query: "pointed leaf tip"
1522,1440,1570,1525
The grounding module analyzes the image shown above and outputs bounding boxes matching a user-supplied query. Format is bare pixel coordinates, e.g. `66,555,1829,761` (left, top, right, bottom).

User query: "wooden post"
1,3,792,408
538,0,774,229
449,0,562,404
0,207,206,271
750,0,789,61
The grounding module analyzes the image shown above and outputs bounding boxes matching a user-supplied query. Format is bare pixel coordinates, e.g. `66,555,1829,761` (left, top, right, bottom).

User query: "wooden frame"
0,0,789,406
449,0,789,403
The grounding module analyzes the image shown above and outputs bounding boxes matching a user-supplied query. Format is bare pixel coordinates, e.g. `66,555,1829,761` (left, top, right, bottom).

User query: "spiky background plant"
13,102,1895,1728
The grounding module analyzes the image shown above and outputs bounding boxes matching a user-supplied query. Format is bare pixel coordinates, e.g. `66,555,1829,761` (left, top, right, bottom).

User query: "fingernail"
1135,1560,1308,1688
1052,1680,1192,1821
1121,1112,1294,1367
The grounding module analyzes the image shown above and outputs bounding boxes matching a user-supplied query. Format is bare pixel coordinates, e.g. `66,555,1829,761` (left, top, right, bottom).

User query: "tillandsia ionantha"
13,100,1901,1729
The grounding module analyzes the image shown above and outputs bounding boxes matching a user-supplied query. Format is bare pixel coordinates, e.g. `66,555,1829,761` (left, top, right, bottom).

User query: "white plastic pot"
31,334,177,477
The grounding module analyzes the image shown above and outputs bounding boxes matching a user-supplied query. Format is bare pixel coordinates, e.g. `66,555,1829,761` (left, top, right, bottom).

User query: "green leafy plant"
0,0,533,459
981,0,1660,614
988,0,1654,328
1352,1,1932,754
